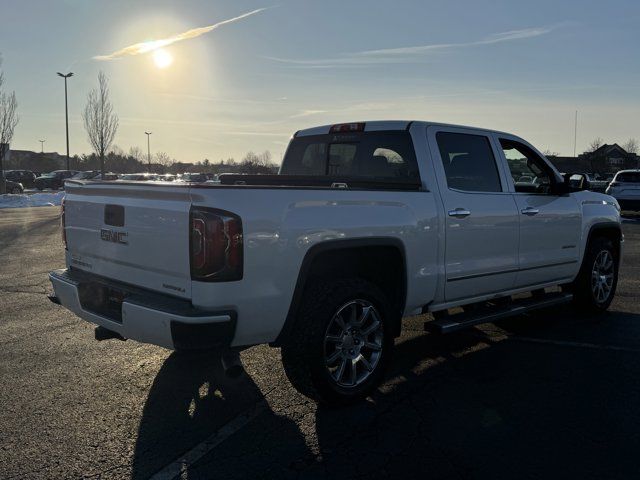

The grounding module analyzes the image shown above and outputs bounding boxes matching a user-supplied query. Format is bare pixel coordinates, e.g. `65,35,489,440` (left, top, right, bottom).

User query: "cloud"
359,27,551,56
267,25,555,68
289,109,327,118
94,7,271,61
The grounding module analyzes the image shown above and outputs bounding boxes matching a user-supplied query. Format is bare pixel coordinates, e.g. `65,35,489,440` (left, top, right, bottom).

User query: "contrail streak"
94,7,270,61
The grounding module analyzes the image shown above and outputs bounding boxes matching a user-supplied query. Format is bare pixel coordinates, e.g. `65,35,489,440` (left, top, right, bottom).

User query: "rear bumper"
49,268,236,350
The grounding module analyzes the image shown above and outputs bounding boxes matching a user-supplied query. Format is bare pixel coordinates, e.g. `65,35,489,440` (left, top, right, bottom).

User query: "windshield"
280,131,419,180
616,172,640,183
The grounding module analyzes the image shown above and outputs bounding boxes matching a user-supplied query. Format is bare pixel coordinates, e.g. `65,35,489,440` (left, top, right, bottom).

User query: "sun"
152,48,173,69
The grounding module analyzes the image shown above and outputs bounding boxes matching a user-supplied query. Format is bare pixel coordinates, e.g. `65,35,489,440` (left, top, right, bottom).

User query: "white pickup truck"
49,121,623,405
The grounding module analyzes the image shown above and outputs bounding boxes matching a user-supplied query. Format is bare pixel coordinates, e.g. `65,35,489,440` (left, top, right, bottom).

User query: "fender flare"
272,237,407,346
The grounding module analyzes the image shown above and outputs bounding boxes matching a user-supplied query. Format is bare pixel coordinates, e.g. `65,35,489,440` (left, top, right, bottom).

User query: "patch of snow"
0,191,65,209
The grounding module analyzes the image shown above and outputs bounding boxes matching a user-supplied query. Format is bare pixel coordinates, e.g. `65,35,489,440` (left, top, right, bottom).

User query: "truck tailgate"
63,181,192,298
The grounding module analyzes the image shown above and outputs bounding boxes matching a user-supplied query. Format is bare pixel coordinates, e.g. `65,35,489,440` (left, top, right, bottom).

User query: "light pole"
145,131,152,169
39,139,46,153
57,72,73,170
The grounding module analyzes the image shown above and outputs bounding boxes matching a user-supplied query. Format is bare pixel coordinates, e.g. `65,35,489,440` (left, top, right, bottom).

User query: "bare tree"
155,151,173,166
128,146,143,162
82,71,118,179
0,57,19,194
588,137,604,153
622,138,638,154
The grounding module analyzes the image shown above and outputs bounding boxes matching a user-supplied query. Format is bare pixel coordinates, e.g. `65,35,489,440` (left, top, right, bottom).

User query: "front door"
496,135,582,287
428,127,520,302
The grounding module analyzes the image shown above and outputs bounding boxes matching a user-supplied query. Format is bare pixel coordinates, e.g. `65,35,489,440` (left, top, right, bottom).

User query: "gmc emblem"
100,228,129,245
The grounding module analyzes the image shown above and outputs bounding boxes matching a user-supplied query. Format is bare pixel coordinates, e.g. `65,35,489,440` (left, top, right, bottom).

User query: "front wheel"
281,278,393,406
11,187,22,194
568,236,619,313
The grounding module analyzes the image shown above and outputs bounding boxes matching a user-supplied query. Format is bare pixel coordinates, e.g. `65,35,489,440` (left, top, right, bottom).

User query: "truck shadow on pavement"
133,307,640,480
310,308,640,479
131,351,308,480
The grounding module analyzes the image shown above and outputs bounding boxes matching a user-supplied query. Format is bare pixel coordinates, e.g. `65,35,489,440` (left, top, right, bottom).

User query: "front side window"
500,139,553,194
436,132,502,193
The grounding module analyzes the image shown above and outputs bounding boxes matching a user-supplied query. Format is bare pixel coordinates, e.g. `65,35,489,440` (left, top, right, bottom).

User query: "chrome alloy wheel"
323,299,384,388
591,250,615,304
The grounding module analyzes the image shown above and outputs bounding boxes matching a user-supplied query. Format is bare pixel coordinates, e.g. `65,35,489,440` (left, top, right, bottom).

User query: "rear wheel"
11,187,21,194
568,236,618,313
281,278,393,406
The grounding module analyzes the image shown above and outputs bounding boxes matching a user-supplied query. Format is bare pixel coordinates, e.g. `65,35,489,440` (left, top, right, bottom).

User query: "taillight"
61,197,67,249
190,207,243,281
329,122,365,133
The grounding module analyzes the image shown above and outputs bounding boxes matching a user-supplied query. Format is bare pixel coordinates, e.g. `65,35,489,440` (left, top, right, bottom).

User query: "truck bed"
217,174,422,191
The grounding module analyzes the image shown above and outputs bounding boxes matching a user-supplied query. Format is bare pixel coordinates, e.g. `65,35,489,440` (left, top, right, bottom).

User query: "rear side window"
616,172,640,183
280,131,419,180
436,132,502,193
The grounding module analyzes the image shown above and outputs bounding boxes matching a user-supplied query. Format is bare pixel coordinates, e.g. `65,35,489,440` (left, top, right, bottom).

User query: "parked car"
4,179,24,194
91,172,120,181
50,120,622,405
71,171,101,180
156,174,176,182
182,172,215,182
119,173,155,181
34,170,78,190
605,169,640,211
584,173,610,192
5,170,37,188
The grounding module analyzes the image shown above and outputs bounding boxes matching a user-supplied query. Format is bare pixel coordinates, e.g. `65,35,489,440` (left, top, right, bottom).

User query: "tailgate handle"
104,204,125,227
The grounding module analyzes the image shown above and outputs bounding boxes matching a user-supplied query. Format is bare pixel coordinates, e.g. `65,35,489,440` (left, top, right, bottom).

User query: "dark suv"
5,170,37,188
34,170,78,190
4,179,24,194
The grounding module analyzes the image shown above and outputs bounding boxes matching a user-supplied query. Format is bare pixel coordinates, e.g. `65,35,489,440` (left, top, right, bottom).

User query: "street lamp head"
145,131,152,135
57,72,74,78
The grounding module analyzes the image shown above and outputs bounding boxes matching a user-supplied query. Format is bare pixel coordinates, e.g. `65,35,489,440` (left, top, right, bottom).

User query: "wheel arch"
273,237,408,346
586,221,623,259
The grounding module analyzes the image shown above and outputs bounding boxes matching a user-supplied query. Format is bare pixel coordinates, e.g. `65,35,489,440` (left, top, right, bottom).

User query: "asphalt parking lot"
1,206,639,480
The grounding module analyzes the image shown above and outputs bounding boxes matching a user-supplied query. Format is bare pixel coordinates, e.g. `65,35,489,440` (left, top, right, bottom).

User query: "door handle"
521,207,540,216
448,208,471,218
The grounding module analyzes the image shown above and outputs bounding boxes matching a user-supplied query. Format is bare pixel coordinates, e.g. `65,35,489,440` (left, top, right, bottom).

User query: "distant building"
547,144,639,174
5,149,67,173
579,144,639,173
546,155,583,174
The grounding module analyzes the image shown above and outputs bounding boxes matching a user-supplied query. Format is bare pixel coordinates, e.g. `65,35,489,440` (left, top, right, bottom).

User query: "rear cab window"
280,131,420,181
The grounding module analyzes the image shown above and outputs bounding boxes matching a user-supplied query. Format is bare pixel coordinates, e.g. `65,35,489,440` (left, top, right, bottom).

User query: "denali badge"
100,228,129,245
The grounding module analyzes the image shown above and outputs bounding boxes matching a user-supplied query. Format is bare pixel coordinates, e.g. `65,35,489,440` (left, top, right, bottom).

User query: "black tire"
37,186,43,191
281,278,394,406
11,187,21,194
568,236,618,313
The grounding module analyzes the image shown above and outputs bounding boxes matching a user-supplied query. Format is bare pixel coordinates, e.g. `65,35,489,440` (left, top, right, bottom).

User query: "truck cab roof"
294,120,512,138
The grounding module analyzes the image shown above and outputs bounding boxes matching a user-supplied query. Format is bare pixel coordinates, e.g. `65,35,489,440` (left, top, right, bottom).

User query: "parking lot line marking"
149,400,268,480
509,336,640,353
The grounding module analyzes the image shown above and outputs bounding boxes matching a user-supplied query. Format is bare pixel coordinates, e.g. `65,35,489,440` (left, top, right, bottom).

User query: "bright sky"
1,0,639,163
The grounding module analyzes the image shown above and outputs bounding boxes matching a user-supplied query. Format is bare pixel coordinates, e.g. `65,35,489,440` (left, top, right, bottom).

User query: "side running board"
425,292,573,334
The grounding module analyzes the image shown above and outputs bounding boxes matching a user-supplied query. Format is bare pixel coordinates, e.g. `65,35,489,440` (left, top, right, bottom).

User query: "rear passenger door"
427,127,519,302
